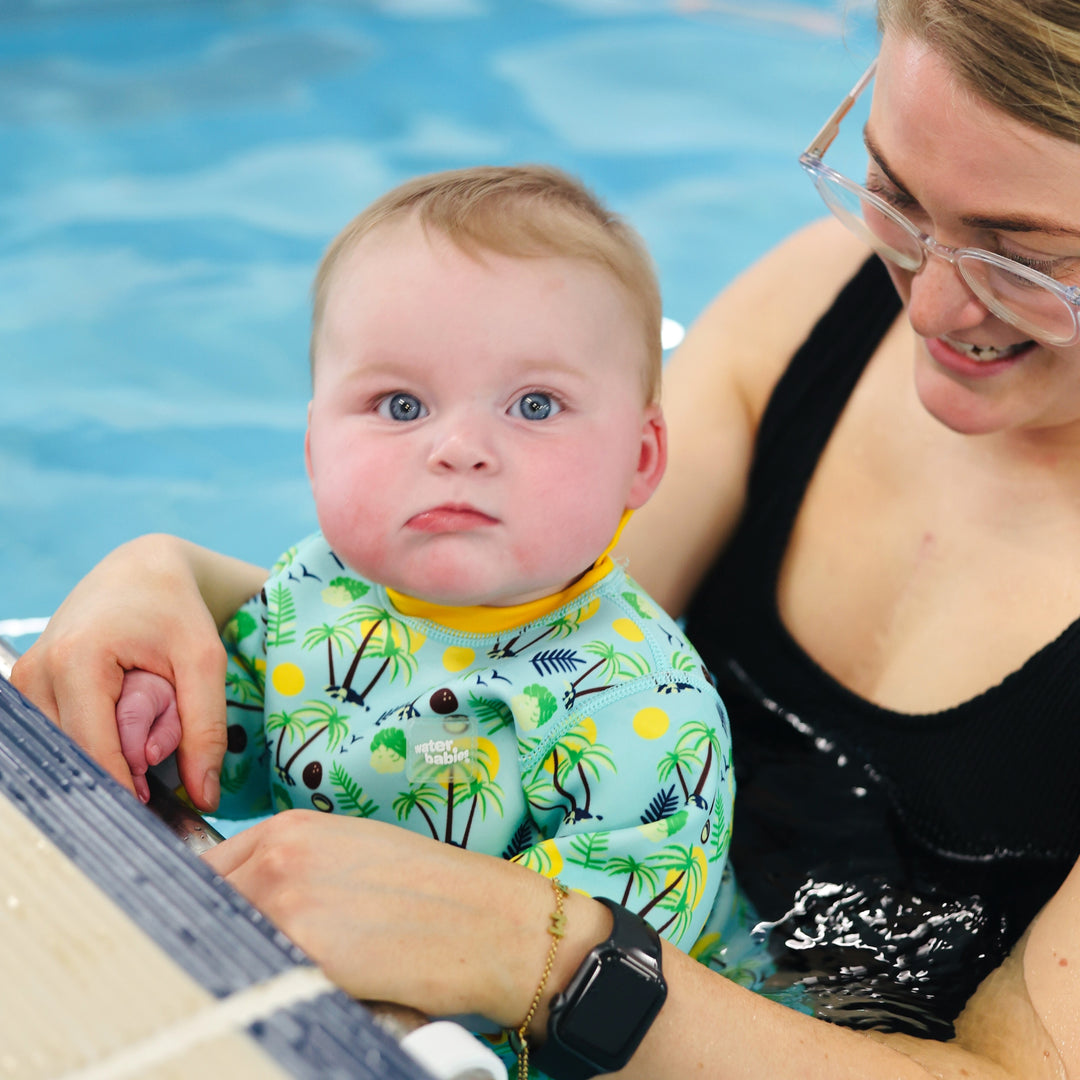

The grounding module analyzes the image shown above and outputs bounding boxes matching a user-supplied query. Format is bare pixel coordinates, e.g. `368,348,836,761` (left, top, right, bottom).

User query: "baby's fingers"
116,670,180,802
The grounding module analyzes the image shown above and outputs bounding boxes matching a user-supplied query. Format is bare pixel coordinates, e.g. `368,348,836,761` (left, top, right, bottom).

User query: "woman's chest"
776,368,1080,714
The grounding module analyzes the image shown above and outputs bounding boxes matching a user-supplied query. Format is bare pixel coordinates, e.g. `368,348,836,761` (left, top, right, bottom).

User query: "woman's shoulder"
680,216,874,426
619,218,877,616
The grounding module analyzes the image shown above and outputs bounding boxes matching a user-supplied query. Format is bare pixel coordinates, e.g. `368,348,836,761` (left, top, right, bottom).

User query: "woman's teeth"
941,335,1033,362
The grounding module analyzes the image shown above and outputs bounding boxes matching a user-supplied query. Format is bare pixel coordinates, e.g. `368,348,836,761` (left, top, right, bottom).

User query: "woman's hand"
202,811,609,1030
10,534,264,811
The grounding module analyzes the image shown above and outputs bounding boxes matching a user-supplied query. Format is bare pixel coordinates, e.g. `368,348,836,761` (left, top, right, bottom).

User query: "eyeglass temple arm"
803,59,878,160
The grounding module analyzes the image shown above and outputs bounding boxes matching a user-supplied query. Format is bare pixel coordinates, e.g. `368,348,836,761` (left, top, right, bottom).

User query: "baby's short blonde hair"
311,164,662,403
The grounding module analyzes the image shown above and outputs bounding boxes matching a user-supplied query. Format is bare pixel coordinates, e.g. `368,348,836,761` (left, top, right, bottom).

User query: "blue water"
1,0,878,636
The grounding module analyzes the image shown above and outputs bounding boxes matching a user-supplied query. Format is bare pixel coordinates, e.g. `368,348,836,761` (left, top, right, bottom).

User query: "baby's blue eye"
379,392,427,422
514,392,560,421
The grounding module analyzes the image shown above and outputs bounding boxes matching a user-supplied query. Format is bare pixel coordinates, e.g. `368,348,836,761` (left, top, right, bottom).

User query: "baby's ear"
303,400,314,485
626,404,667,509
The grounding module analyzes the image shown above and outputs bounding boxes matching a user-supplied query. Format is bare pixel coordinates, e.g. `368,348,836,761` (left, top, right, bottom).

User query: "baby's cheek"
316,498,387,578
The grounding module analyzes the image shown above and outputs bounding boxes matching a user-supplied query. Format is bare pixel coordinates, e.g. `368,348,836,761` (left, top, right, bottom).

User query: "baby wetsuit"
688,255,1080,1036
219,530,731,953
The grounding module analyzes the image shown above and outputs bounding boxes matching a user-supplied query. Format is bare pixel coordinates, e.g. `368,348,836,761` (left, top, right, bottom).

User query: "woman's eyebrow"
864,127,1080,239
863,129,913,196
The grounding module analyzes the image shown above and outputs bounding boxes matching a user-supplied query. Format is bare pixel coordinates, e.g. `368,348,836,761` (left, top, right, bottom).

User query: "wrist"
530,897,668,1080
527,892,612,1039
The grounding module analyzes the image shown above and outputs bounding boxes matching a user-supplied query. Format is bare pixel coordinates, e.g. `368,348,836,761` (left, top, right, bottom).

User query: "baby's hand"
115,670,183,803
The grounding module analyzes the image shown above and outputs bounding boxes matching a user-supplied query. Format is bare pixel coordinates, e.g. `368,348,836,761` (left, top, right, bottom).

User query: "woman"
13,1,1080,1075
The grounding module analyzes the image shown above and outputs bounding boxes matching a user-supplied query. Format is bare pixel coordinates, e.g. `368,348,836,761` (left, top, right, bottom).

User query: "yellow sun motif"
612,617,645,642
579,597,601,622
477,736,500,779
632,706,670,740
442,645,475,672
271,662,305,696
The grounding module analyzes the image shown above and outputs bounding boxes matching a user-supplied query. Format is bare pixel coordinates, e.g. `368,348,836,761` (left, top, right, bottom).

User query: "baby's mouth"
940,335,1035,362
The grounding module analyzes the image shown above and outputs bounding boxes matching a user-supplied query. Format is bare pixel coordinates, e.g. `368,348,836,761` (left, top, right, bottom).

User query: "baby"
119,165,733,953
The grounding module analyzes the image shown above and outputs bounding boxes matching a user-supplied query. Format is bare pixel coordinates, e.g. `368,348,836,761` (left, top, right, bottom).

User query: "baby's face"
306,217,664,608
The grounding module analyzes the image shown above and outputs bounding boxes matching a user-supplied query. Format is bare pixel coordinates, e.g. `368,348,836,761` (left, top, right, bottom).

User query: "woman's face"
869,33,1080,440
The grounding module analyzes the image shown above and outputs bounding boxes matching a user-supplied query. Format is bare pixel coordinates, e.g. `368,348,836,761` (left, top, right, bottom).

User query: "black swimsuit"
686,254,1080,1036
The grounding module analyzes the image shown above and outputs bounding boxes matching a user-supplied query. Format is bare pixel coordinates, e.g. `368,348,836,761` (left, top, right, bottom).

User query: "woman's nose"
904,250,990,342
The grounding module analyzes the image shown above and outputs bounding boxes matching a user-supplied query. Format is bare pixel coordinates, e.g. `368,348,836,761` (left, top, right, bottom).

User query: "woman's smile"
926,333,1037,377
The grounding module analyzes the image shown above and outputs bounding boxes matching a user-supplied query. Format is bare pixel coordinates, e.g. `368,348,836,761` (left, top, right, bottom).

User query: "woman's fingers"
10,536,232,811
13,637,136,793
201,817,263,879
172,632,229,812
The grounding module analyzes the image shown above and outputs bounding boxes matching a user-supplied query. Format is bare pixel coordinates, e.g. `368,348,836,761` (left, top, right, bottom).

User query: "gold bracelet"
513,876,569,1080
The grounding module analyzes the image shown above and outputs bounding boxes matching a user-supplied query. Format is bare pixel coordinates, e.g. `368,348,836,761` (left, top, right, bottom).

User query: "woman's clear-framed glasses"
799,60,1080,347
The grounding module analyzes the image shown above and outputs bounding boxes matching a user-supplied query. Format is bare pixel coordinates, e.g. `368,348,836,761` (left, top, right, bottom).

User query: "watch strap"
531,898,665,1080
595,897,661,964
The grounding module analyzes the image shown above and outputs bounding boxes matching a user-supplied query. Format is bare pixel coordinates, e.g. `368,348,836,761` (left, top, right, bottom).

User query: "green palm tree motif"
654,881,697,942
226,664,264,716
487,603,597,660
604,853,662,907
266,708,308,778
527,723,615,825
278,700,350,783
657,741,703,802
302,621,357,687
638,844,706,942
674,717,723,809
334,605,420,707
513,840,561,877
392,784,443,840
563,640,649,709
455,747,505,848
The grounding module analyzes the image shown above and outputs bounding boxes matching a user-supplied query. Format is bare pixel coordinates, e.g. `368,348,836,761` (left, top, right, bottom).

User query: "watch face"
556,950,665,1065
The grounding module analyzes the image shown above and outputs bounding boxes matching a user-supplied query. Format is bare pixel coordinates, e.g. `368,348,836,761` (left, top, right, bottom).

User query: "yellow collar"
385,510,631,634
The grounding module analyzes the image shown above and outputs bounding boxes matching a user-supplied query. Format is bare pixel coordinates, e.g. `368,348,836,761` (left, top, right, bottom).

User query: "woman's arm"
10,534,267,810
618,217,870,616
204,810,1073,1080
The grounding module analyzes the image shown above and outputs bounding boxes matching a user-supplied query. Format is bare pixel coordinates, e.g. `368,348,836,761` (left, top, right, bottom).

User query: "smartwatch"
532,897,667,1080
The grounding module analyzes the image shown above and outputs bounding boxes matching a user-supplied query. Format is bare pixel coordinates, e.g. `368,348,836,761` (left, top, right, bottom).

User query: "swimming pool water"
1,0,877,636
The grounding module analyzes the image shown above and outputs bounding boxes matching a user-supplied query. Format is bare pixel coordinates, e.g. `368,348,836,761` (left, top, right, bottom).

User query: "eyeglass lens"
813,172,1078,346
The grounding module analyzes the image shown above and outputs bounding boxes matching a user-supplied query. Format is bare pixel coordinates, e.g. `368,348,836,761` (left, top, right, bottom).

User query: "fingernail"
146,741,161,766
203,770,220,809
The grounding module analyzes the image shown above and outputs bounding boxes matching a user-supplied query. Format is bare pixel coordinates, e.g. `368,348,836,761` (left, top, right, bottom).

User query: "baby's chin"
341,546,590,609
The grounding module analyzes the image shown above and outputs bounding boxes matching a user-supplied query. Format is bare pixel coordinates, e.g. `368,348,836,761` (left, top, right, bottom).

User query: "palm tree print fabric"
219,531,733,948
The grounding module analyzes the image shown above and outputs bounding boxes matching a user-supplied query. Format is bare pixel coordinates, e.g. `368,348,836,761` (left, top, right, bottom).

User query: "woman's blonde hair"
878,0,1080,143
311,165,662,403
